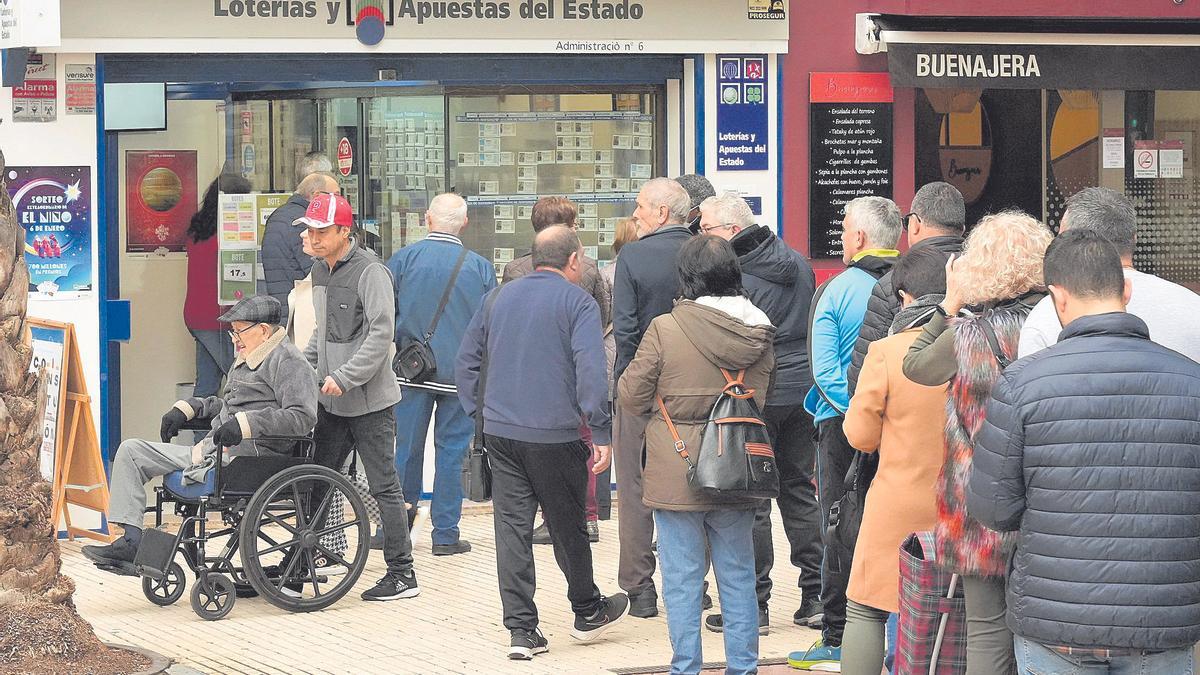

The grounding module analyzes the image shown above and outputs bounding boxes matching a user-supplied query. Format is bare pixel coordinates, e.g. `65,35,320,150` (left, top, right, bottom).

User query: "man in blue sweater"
388,192,496,555
457,225,629,660
791,195,901,671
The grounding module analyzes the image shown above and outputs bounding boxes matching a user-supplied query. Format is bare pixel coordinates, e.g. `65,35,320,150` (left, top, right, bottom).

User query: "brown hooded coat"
618,298,775,511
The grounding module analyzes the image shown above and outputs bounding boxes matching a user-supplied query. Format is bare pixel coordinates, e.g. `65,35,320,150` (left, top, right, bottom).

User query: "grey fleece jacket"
174,327,318,482
305,239,402,416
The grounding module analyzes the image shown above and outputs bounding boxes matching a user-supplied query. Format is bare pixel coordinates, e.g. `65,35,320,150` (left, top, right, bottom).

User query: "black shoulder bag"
462,288,500,503
393,247,469,383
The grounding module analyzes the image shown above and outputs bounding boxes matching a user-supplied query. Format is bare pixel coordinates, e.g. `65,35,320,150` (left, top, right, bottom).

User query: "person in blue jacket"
791,195,901,672
388,192,496,555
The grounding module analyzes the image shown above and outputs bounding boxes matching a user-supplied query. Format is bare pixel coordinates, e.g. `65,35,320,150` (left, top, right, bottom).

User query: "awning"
874,15,1200,90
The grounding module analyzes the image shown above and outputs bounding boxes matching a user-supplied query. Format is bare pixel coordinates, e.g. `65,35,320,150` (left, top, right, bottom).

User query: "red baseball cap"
295,192,353,229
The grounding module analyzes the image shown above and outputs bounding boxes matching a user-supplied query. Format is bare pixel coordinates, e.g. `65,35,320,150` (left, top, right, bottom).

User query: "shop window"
916,88,1042,227
225,88,659,274
1044,90,1100,232
448,92,658,279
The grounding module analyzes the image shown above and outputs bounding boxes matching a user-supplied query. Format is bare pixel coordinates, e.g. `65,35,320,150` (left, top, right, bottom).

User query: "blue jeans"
1016,636,1194,675
655,508,759,675
393,387,472,545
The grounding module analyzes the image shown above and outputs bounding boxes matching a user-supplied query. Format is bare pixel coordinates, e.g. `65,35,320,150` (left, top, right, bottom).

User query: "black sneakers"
570,593,630,642
82,537,138,576
793,597,825,628
360,571,420,601
508,627,549,660
704,607,770,636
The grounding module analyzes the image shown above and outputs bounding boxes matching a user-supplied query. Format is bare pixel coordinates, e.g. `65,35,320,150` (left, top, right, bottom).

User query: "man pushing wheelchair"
84,295,318,575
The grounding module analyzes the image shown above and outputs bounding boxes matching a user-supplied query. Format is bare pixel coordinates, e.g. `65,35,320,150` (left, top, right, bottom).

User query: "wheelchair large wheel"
239,464,370,612
142,561,186,606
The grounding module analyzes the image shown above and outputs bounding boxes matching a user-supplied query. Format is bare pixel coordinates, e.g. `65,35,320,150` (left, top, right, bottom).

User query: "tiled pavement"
63,506,819,674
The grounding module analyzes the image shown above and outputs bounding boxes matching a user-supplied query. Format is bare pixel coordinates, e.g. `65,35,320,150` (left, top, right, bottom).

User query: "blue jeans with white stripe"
393,387,473,546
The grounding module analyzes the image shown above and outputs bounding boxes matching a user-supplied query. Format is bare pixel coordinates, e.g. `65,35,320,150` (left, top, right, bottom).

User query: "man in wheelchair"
84,296,318,574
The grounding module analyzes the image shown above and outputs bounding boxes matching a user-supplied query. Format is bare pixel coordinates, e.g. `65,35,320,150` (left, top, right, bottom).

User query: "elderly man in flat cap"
84,295,318,574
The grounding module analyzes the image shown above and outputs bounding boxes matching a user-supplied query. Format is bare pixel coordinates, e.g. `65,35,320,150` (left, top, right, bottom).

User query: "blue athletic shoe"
788,638,842,671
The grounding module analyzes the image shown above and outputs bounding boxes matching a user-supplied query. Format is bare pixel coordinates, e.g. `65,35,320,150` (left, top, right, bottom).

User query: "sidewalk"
64,509,818,674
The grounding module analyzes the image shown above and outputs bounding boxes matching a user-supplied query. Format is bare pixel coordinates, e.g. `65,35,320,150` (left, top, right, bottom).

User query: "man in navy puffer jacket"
969,230,1200,673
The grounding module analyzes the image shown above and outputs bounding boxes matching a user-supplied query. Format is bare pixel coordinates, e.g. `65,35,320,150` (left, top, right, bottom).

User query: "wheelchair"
133,420,370,621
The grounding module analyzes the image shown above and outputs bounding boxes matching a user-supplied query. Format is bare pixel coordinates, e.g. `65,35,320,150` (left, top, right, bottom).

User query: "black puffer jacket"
847,235,962,396
260,194,312,314
731,225,816,405
968,312,1200,651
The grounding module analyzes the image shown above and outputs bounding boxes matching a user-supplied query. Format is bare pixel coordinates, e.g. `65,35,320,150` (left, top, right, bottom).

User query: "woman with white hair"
902,210,1053,675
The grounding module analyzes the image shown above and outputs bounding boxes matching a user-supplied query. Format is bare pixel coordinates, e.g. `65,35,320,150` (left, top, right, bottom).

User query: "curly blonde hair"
955,210,1053,305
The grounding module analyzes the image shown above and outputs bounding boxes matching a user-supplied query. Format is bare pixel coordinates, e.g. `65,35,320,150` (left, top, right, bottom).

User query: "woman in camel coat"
840,246,951,675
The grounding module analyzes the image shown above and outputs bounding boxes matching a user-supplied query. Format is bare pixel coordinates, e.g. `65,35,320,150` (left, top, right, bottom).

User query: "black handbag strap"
473,288,501,451
425,247,469,341
977,315,1012,369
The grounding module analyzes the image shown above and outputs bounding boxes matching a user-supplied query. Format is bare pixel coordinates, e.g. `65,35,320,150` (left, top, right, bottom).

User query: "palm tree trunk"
0,149,109,663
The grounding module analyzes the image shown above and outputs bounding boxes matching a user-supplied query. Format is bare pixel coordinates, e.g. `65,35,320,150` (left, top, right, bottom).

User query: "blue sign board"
716,55,769,171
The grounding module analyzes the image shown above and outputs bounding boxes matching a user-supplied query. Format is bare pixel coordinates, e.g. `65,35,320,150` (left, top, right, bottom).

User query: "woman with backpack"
618,235,775,675
902,211,1053,675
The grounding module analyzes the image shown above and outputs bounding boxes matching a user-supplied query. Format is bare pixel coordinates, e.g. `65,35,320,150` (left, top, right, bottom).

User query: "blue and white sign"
716,54,768,171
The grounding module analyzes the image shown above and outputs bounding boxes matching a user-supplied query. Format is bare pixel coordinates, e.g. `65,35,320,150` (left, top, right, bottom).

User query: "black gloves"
160,408,188,443
211,417,244,448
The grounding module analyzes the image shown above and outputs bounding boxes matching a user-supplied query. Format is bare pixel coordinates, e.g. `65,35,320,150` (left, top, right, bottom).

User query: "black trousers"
753,403,822,608
312,405,414,574
487,434,604,632
816,416,855,646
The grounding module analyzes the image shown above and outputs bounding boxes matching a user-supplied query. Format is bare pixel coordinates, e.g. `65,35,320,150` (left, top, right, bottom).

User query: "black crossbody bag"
393,247,469,383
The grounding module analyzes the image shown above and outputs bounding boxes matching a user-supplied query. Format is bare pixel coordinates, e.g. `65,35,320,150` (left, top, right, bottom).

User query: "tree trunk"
0,149,109,665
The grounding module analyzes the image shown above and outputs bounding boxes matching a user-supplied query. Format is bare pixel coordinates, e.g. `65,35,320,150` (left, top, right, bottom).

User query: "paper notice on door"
1102,132,1125,169
1160,141,1185,178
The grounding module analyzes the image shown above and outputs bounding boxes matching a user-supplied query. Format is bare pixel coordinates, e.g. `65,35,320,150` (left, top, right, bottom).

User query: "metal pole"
929,573,960,675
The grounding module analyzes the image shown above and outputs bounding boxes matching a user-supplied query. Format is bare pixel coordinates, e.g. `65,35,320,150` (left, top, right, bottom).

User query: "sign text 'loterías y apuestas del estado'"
213,0,646,23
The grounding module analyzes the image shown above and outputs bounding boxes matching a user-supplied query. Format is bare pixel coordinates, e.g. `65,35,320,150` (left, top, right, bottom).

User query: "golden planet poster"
125,150,197,253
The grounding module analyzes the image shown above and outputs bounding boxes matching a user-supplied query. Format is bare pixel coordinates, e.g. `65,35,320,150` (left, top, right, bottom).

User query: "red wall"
782,0,1200,280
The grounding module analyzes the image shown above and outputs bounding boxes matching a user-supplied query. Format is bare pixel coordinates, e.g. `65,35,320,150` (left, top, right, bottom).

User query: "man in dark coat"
612,177,695,618
260,172,339,317
969,230,1200,672
846,182,964,396
698,192,823,634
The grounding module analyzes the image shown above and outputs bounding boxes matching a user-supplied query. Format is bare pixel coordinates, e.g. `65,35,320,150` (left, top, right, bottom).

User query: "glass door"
319,97,363,215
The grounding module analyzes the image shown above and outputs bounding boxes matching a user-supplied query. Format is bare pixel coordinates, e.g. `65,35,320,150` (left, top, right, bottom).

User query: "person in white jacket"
1019,187,1200,361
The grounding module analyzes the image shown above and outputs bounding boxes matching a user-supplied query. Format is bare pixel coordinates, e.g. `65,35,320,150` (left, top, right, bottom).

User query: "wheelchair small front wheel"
190,573,236,621
143,561,186,606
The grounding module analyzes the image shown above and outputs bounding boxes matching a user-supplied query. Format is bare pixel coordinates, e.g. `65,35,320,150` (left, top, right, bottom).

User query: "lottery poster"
5,166,93,298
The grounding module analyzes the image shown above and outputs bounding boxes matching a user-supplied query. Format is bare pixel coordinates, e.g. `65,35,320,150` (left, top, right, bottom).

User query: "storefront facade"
782,0,1200,287
3,0,788,460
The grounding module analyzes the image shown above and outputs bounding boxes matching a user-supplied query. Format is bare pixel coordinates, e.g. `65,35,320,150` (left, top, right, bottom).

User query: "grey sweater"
305,240,402,416
175,327,318,480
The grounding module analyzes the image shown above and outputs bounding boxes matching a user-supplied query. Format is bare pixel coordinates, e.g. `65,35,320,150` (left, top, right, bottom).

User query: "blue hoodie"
804,253,897,424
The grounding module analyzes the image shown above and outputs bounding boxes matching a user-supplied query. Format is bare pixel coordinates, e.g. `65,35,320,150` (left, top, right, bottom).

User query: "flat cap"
674,174,716,209
218,295,283,326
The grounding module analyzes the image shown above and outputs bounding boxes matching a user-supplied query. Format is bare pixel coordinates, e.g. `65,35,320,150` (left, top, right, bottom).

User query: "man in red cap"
297,193,419,602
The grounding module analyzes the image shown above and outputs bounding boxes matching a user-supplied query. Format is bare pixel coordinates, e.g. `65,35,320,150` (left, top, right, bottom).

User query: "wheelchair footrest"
134,528,177,581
